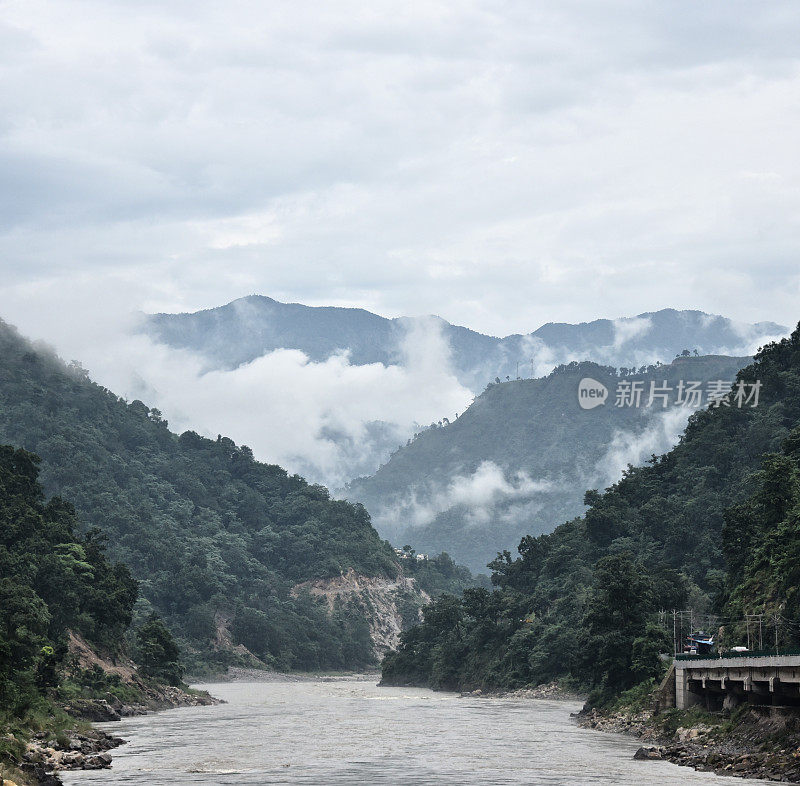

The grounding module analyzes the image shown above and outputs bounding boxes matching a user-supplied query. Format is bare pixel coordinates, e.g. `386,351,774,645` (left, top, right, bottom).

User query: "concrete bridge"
667,653,800,711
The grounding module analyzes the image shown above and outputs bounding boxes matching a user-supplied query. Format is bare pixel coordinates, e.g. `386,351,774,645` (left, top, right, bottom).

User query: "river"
61,676,763,785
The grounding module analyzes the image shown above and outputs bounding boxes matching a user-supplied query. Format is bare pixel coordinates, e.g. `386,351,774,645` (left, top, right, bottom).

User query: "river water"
61,677,765,785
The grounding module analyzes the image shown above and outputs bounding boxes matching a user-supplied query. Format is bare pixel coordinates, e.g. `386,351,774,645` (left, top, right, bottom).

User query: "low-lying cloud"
1,284,473,488
124,326,472,488
591,407,692,489
613,316,653,350
365,398,709,554
370,460,553,538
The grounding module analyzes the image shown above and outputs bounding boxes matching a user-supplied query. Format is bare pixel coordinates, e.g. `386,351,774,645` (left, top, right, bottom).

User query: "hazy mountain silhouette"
144,296,786,393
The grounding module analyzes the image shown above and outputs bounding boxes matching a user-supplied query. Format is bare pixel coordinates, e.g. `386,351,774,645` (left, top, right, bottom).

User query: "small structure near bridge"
669,652,800,711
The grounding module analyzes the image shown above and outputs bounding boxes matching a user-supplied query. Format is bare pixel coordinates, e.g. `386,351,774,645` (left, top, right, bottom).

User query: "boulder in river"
633,746,663,760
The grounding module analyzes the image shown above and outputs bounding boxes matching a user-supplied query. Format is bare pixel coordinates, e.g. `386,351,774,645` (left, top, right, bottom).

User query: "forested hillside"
0,445,137,718
0,320,415,672
720,428,800,635
348,354,749,572
381,325,800,703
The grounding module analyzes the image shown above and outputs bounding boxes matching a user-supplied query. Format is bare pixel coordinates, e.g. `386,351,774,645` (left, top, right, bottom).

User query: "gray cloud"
1,0,798,343
591,407,692,489
366,460,554,539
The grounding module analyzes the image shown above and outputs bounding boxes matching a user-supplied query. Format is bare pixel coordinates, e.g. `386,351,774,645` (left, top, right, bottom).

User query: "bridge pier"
675,668,701,709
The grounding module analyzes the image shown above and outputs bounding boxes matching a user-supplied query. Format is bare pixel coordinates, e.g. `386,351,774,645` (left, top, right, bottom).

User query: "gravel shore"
577,706,800,782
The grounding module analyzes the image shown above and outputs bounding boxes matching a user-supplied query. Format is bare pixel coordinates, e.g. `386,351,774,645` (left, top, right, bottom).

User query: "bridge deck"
673,654,800,710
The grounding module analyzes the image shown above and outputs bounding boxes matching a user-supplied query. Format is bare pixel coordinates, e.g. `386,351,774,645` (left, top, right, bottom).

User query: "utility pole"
516,361,520,380
774,614,780,654
745,613,764,650
673,610,677,655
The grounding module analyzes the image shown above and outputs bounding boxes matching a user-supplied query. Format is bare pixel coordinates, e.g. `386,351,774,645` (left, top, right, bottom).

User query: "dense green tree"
0,445,137,716
630,623,671,683
399,552,490,597
720,435,800,642
579,553,656,699
135,615,184,686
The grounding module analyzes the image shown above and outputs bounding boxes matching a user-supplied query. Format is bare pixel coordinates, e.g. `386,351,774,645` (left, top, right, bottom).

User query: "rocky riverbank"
203,666,380,683
578,706,800,782
460,681,584,702
17,728,124,785
63,683,219,723
9,684,219,786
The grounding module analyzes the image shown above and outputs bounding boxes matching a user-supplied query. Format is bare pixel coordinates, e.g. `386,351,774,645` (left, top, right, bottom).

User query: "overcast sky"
1,0,799,340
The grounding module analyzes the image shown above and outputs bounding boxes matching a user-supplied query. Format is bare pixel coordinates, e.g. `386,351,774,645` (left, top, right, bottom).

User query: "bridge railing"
675,648,800,661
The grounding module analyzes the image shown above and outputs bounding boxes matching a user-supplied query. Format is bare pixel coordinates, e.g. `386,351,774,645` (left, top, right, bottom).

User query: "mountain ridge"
144,296,786,393
345,353,752,572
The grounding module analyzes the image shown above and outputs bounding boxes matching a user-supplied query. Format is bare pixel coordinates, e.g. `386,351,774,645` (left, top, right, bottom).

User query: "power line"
658,609,800,653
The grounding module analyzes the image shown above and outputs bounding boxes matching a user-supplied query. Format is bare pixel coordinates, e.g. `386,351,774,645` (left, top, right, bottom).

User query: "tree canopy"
0,445,137,717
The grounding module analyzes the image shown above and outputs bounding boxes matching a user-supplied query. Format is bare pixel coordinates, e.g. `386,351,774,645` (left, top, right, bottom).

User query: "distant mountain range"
142,298,787,566
144,296,786,393
345,354,752,572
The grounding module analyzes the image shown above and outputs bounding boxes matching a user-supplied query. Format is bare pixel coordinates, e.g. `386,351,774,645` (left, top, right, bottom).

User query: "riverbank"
459,677,800,780
62,682,218,722
13,728,124,786
577,704,800,781
8,663,382,784
3,682,218,786
197,666,380,683
459,680,585,702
